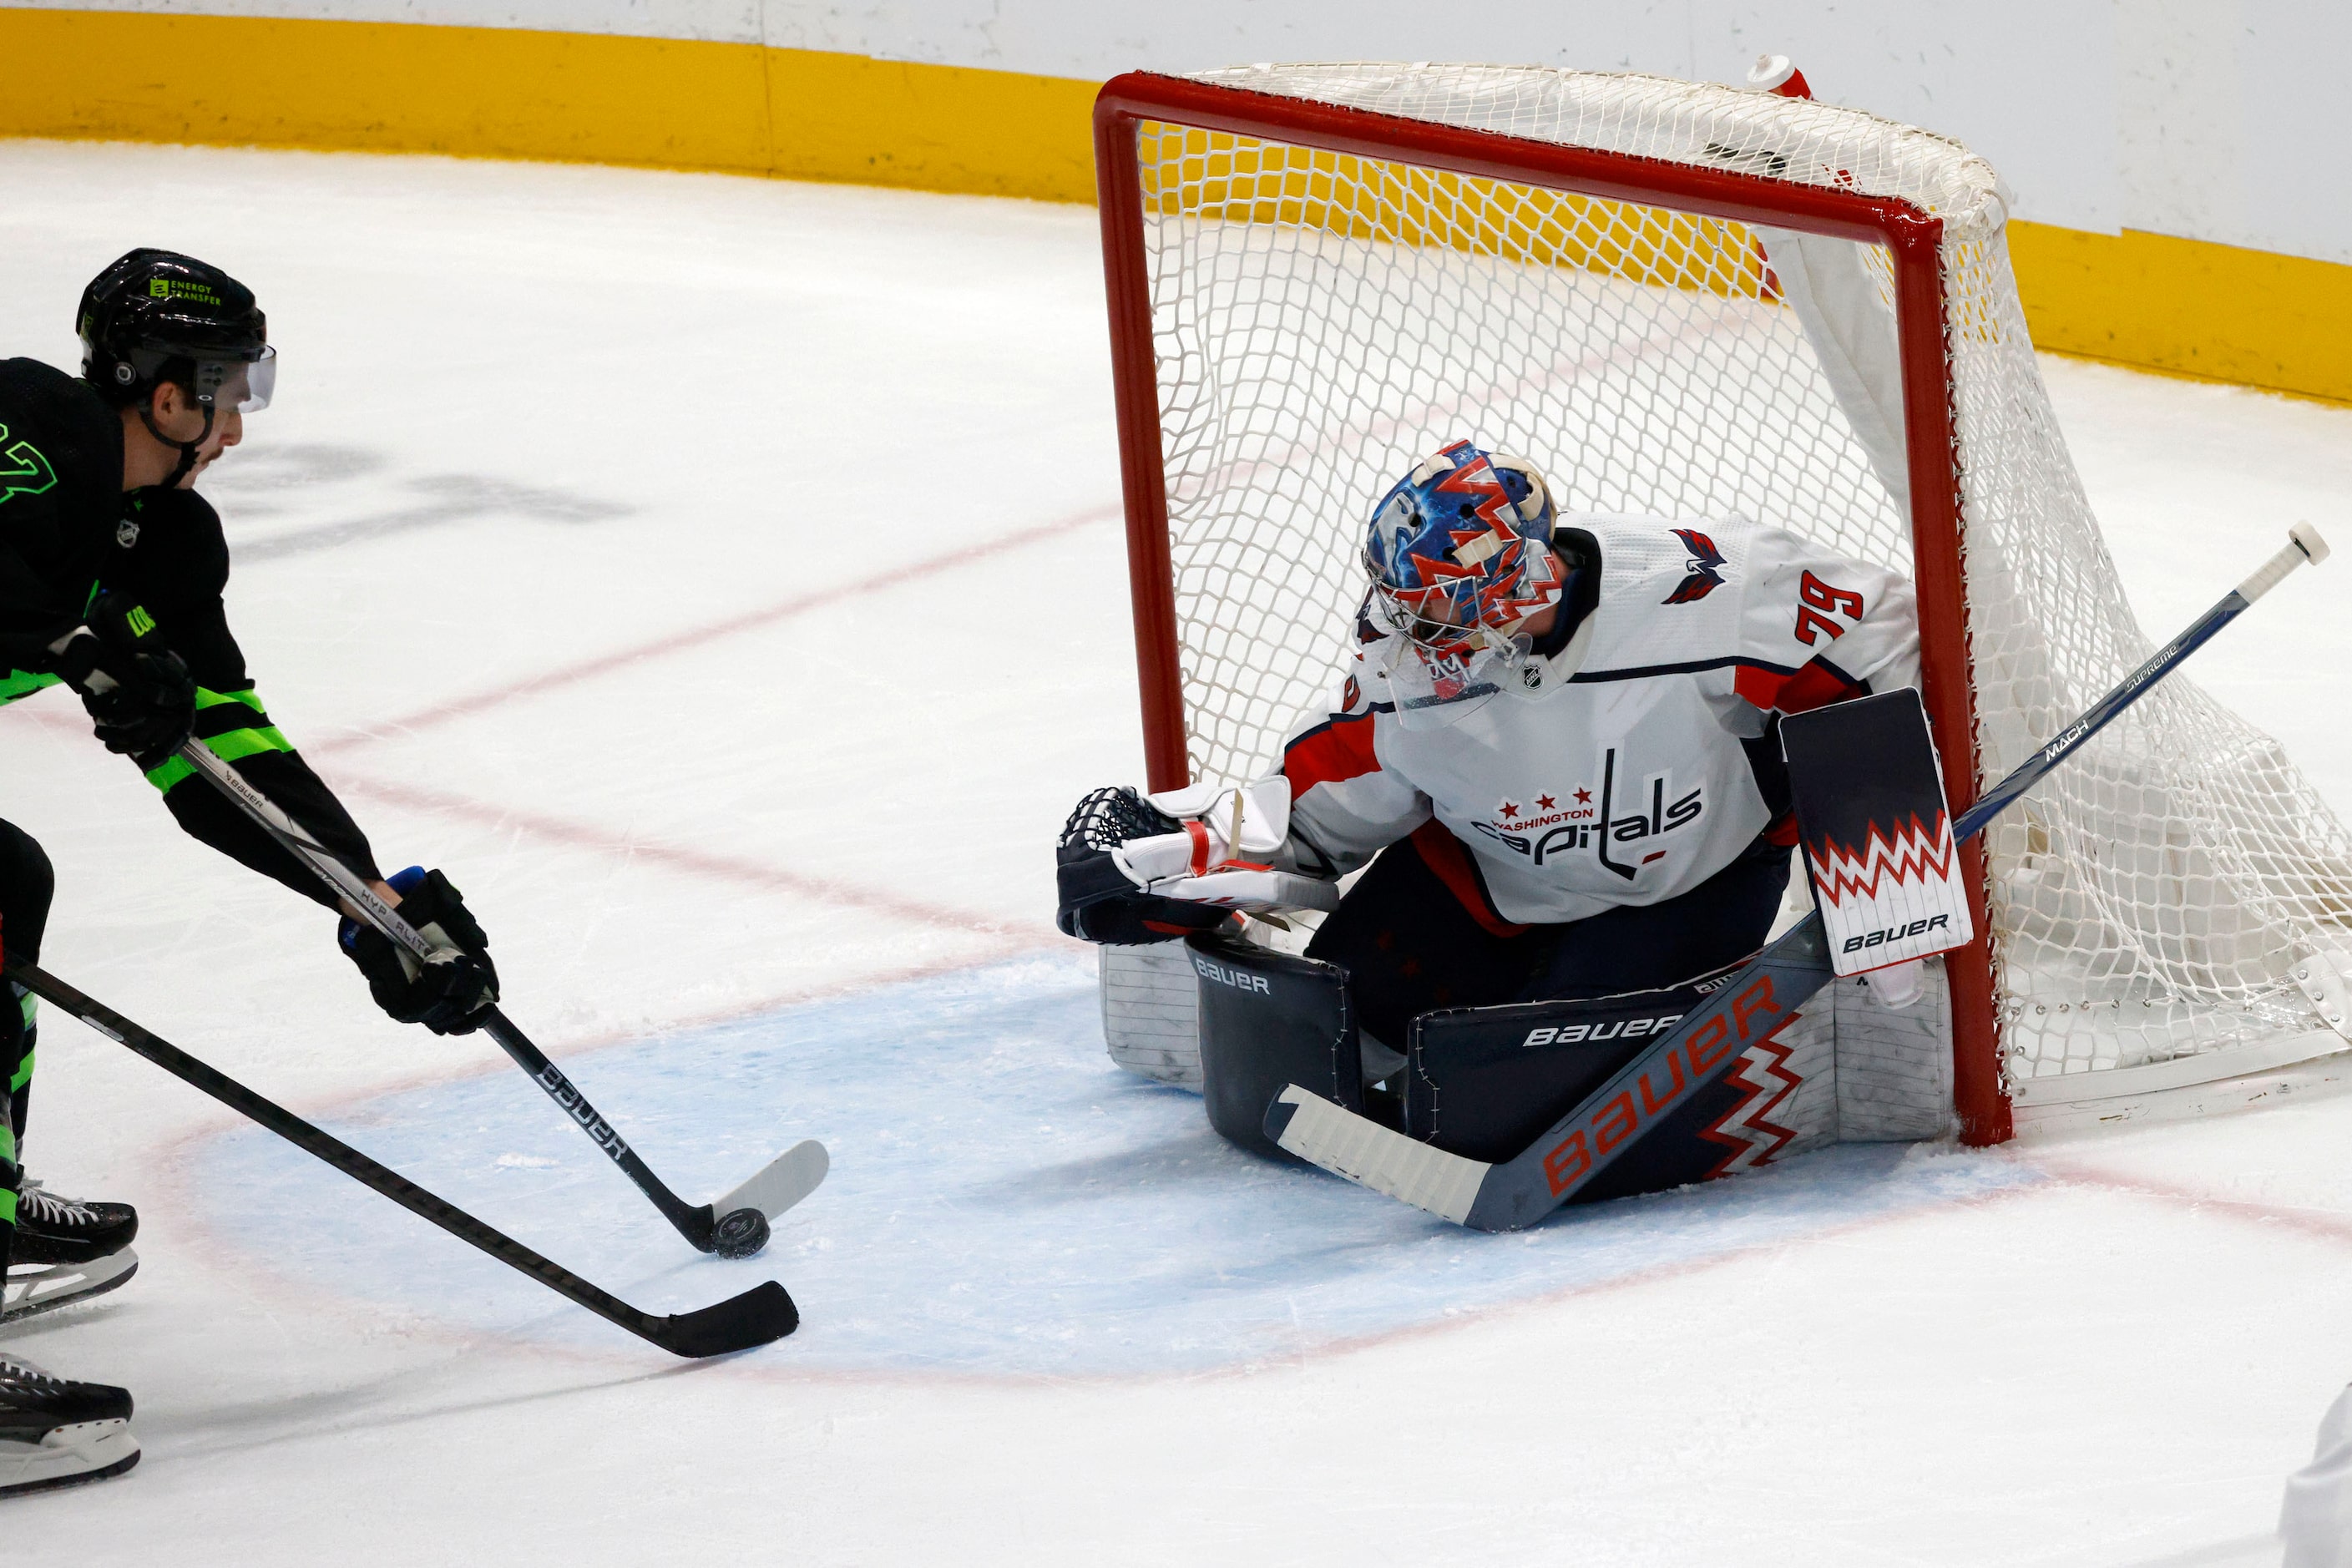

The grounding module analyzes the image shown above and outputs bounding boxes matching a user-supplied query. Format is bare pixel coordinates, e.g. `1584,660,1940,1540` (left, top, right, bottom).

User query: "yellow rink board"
3,6,2346,403
2008,221,2352,405
0,6,1099,201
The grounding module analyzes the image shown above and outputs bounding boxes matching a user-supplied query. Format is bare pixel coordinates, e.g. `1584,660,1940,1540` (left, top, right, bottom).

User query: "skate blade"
0,1423,139,1497
4,1249,139,1322
715,1140,828,1222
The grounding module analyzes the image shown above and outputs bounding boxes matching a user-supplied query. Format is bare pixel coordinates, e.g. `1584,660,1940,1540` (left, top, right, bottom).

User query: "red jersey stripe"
1409,819,1530,939
1283,712,1382,797
1733,656,1863,716
1775,659,1864,716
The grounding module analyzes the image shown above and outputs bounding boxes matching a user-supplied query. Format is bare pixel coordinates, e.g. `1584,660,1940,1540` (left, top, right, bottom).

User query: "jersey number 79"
1793,570,1864,645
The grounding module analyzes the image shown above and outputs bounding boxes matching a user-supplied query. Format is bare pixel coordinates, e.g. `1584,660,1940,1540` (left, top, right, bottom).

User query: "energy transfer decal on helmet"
147,277,223,306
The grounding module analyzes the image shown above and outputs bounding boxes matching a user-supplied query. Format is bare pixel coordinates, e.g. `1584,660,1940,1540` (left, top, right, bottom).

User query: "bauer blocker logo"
1841,913,1950,955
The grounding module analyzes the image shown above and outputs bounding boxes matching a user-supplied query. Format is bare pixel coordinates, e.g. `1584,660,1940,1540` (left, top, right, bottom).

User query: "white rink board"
23,3,2352,260
0,140,2349,1563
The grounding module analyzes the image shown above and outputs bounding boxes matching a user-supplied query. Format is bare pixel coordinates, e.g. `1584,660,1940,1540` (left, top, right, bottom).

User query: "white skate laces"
17,1183,100,1229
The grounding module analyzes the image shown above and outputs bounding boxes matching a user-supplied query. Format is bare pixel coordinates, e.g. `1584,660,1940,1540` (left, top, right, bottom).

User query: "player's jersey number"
1794,570,1864,645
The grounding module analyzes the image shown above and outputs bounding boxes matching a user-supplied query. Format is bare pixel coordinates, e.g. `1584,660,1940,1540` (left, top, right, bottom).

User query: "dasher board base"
2011,1032,2352,1137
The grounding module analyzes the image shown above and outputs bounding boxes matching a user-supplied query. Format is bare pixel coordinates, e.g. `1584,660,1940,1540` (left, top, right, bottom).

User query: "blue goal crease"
193,955,2048,1377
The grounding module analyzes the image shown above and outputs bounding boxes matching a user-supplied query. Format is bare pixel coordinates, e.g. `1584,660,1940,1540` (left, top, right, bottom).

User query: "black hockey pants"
0,820,51,1272
1304,824,1793,1055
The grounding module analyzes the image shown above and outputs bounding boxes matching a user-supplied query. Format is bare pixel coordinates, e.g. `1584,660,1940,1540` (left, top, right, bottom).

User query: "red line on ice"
314,503,1122,754
332,772,1053,944
2039,1156,2352,1247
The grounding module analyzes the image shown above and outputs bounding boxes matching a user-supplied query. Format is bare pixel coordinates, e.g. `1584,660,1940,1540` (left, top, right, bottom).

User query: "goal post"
1091,63,2352,1148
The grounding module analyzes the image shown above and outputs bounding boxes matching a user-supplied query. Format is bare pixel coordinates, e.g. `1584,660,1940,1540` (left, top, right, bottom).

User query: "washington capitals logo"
1662,528,1727,605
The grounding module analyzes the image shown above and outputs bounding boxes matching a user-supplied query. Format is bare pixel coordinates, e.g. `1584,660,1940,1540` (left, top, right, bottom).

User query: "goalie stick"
173,741,825,1259
4,958,797,1358
1267,524,2331,1230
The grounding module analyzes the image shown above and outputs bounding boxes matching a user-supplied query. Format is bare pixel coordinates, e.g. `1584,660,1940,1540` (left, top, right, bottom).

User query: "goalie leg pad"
1188,933,1363,1161
1395,841,1800,1201
1407,966,1810,1203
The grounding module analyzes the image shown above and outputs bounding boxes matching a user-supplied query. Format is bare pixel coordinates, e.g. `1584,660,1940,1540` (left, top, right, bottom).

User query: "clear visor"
1378,632,1512,730
195,346,276,413
1359,584,1525,730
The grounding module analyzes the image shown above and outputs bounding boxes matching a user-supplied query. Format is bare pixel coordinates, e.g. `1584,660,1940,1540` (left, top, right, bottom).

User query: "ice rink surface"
3,139,2352,1564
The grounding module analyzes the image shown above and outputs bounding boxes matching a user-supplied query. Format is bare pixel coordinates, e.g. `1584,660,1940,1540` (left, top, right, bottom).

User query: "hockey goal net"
1093,64,2352,1142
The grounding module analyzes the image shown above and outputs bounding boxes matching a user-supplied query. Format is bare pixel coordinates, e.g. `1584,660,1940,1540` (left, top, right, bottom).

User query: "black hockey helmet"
77,249,274,413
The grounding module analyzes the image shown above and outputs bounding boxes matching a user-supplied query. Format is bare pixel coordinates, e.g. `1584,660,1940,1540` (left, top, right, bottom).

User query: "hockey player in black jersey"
0,249,498,1493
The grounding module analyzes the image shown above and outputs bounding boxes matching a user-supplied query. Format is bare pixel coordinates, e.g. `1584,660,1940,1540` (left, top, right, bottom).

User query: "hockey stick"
3,958,797,1358
1267,524,2332,1230
171,741,824,1259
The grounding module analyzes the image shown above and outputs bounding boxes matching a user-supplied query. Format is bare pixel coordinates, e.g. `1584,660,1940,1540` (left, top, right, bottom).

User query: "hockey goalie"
1057,438,1956,1198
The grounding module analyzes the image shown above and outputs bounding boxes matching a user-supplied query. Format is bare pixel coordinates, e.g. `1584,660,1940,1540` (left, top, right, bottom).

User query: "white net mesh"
1128,63,2352,1090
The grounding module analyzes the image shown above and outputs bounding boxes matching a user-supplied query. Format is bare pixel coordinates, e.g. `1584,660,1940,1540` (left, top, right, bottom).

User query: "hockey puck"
710,1206,770,1259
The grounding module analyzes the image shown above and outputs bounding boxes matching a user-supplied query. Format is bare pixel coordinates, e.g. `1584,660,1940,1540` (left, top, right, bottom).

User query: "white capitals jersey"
1274,513,1921,928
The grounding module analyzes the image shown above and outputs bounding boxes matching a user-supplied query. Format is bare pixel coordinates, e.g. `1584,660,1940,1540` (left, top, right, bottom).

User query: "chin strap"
137,402,213,488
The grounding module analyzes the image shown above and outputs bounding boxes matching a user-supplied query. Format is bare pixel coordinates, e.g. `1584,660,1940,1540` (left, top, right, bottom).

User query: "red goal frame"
1091,70,2011,1147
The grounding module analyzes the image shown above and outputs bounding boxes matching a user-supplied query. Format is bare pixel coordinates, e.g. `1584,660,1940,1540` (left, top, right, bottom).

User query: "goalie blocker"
1190,933,1804,1198
1780,688,1973,981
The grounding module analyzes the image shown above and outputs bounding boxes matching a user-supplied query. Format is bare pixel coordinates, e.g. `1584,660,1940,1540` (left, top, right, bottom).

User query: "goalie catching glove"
1055,780,1336,945
338,865,500,1034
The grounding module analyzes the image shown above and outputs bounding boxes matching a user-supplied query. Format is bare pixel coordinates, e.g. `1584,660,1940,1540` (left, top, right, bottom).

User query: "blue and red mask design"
1363,441,1564,658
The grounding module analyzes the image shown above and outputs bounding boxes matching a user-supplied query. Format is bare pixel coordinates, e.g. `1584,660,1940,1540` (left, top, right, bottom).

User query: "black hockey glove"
338,866,501,1036
1055,786,1237,946
49,599,197,768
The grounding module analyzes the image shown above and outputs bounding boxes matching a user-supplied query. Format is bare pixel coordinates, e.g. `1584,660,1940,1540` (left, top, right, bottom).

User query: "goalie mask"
1362,441,1565,727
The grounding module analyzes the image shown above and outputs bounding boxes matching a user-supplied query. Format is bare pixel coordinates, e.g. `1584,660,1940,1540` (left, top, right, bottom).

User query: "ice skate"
0,1354,137,1497
14,1181,137,1266
5,1181,139,1322
3,1251,137,1323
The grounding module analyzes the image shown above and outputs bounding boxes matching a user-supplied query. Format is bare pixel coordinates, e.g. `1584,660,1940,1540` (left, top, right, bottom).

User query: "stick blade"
716,1139,829,1222
1264,1085,1490,1227
646,1279,799,1358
